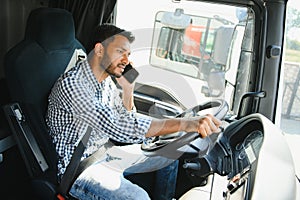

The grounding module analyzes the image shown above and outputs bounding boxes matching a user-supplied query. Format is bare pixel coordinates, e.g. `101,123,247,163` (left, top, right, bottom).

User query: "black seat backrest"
5,7,84,114
4,7,85,198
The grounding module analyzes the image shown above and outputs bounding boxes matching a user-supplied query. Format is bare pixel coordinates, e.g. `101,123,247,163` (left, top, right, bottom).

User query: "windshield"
116,0,254,117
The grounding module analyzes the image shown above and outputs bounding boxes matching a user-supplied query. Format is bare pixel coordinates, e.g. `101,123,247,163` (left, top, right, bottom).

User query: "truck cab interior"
0,0,299,200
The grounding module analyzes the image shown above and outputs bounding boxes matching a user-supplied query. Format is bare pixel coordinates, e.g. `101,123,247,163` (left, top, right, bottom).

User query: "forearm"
145,118,196,137
115,75,135,111
122,87,134,111
145,115,221,138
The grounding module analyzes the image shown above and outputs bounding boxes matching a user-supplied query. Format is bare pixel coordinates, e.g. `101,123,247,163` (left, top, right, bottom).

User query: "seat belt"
75,140,114,177
65,49,86,73
57,126,92,198
57,127,114,199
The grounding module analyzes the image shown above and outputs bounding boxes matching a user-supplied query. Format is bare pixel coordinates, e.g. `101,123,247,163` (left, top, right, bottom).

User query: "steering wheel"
141,99,229,159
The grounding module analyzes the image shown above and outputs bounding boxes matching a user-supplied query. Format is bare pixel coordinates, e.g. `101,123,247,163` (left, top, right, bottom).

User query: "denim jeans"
69,144,179,200
124,158,179,200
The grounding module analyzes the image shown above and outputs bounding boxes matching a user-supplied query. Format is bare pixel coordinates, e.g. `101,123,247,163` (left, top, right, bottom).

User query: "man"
46,24,221,200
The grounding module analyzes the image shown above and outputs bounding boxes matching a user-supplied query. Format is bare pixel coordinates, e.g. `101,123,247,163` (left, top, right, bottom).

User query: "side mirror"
211,26,234,70
201,71,225,97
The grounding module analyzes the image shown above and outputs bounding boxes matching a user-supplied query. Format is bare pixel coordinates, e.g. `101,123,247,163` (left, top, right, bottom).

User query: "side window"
279,0,300,172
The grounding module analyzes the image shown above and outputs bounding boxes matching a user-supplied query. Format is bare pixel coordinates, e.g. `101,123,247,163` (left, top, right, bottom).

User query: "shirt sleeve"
60,74,152,144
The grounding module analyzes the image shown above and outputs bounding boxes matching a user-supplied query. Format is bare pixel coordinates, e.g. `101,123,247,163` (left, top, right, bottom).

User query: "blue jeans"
69,145,178,200
124,159,179,200
152,160,179,200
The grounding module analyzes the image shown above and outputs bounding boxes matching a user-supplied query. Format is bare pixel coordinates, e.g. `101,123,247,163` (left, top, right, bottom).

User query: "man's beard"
101,52,121,78
105,65,121,78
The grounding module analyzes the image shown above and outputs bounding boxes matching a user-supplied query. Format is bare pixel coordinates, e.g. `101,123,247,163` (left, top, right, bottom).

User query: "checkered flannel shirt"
46,60,152,179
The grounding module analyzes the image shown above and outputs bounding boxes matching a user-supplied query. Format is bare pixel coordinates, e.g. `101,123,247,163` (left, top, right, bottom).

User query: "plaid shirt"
46,60,152,179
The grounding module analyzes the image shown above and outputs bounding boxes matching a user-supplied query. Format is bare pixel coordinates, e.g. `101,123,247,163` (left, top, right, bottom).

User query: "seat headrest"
25,7,75,51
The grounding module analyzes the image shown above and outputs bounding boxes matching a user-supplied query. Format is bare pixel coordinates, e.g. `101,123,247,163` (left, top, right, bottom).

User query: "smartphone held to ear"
122,63,139,83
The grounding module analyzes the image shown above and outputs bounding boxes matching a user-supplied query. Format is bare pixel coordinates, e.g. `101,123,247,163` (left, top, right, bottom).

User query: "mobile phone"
122,63,139,83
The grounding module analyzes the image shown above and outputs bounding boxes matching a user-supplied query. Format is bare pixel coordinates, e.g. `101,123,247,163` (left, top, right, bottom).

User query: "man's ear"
94,43,104,57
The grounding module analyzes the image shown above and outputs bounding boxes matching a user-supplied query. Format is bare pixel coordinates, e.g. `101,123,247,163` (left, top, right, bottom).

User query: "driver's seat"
4,7,85,199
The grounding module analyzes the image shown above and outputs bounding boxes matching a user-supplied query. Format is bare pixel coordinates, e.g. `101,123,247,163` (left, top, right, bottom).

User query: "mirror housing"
161,8,191,29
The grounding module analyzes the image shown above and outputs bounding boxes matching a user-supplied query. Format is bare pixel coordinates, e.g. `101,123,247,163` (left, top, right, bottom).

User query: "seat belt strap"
58,126,92,197
57,127,114,198
64,49,86,73
75,140,114,177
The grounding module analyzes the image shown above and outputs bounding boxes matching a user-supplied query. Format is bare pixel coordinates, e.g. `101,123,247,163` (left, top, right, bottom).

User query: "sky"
289,0,300,10
287,0,300,41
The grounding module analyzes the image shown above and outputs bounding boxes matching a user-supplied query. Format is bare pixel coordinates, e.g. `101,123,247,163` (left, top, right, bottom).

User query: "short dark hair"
86,23,135,53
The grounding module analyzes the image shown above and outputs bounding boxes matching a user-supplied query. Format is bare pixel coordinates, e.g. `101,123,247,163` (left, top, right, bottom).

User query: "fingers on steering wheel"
210,114,222,126
197,114,220,138
198,126,208,138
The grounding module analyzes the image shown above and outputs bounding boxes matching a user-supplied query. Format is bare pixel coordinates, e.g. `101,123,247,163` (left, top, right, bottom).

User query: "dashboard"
223,129,263,199
141,110,299,199
217,113,299,200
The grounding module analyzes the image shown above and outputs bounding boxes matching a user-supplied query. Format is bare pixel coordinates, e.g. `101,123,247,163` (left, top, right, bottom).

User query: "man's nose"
121,53,129,65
